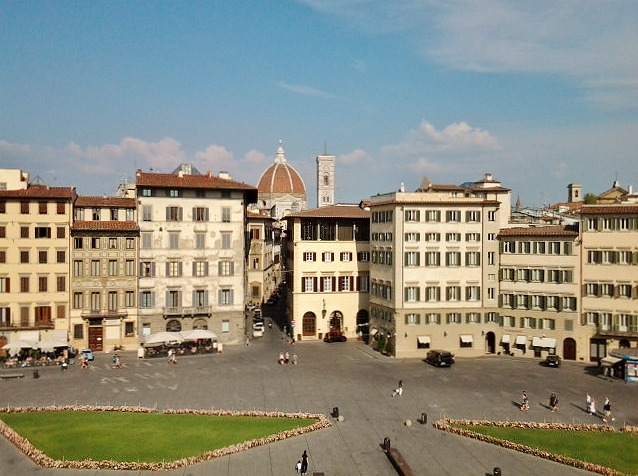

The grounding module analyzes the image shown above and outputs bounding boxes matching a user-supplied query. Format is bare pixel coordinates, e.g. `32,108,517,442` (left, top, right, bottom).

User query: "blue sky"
2,0,637,207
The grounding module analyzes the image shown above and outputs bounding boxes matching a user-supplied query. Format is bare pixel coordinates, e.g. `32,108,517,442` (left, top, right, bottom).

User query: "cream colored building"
580,204,638,363
135,166,257,343
246,209,276,306
367,174,510,358
69,196,139,351
497,225,586,361
283,204,370,341
0,169,75,350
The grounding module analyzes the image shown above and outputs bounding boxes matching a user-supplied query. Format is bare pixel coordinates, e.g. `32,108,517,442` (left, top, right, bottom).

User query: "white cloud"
279,82,335,98
244,149,267,165
194,145,234,169
0,140,33,156
339,149,369,166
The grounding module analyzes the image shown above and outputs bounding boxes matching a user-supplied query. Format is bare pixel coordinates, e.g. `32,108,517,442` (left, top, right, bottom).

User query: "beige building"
246,209,276,306
366,174,510,358
135,165,257,343
580,204,638,363
0,169,76,350
497,225,585,361
69,196,139,351
283,204,370,341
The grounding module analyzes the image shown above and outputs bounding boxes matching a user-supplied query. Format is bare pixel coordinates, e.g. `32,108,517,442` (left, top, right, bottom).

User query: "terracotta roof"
285,204,370,219
0,185,76,199
580,205,638,215
136,170,257,192
497,224,579,238
370,197,502,207
257,162,306,195
71,221,139,232
550,201,583,212
75,196,136,207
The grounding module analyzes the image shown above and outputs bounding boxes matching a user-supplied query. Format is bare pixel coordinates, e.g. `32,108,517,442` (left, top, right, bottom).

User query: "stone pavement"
1,327,636,475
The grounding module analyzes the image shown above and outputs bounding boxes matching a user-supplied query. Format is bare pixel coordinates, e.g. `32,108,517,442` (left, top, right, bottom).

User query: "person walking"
295,460,302,474
300,450,309,476
549,392,559,412
586,392,592,414
603,397,615,423
392,380,403,397
520,391,530,411
590,397,597,416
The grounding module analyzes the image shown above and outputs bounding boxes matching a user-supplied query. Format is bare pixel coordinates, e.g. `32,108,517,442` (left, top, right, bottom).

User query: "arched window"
166,319,182,332
323,174,329,186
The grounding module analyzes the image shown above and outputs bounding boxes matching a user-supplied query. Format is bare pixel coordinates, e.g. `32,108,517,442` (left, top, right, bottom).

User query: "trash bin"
420,412,427,424
493,467,502,476
383,437,391,450
332,407,339,418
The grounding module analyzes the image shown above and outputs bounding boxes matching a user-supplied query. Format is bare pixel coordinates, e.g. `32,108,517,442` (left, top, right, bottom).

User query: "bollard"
420,412,428,424
33,369,40,379
383,437,391,451
332,406,339,418
493,467,502,476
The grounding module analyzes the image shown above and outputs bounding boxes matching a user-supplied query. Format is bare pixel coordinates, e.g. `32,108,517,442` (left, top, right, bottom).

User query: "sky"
1,0,638,208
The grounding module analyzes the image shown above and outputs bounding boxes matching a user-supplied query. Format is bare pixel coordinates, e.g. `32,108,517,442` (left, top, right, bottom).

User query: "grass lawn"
458,425,638,475
0,411,318,463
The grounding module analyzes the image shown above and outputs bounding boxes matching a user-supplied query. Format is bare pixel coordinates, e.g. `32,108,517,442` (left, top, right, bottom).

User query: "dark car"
323,331,347,343
545,355,561,367
426,350,455,367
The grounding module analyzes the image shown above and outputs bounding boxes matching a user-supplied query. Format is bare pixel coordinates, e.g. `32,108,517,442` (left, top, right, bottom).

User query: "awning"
417,336,431,345
601,356,623,367
460,335,473,343
532,337,557,348
501,334,510,344
370,328,378,336
515,335,527,345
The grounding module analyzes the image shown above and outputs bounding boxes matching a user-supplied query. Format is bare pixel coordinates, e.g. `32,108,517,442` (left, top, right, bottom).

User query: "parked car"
81,349,94,361
425,350,455,367
252,322,265,332
545,355,561,367
323,331,347,343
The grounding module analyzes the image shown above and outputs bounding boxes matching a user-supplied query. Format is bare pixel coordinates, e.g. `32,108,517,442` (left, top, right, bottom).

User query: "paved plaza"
1,327,636,476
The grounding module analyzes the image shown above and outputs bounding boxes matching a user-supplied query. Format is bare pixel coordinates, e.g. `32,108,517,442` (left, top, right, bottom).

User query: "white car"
252,322,265,338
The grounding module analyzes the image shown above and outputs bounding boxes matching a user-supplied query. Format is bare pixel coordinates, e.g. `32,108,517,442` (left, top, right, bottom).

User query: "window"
108,260,117,276
126,208,134,221
601,283,614,297
38,276,47,292
585,283,598,296
142,206,152,221
542,318,555,330
466,233,480,242
125,238,134,249
466,286,480,301
487,233,496,241
405,209,420,222
110,208,118,221
140,291,154,308
222,207,231,222
303,277,315,292
446,286,461,301
193,289,208,307
218,260,234,276
405,286,420,302
322,277,333,292
74,237,83,249
39,250,47,264
0,277,9,293
168,189,180,198
487,252,495,265
125,260,135,276
339,276,352,291
446,233,461,242
192,261,207,277
502,241,515,253
425,252,440,266
20,250,29,263
20,226,29,238
108,291,118,311
425,210,441,222
250,228,260,240
169,233,179,249
618,251,632,264
447,313,461,324
73,260,83,277
445,252,461,266
91,237,100,249
252,258,259,269
222,320,230,333
425,286,440,302
91,260,100,276
487,287,495,300
195,233,205,249
20,276,28,292
125,321,134,336
141,188,152,197
92,208,100,220
466,210,481,222
322,252,334,262
465,252,481,266
619,284,633,298
405,313,420,325
485,312,498,323
166,206,183,221
219,288,233,305
20,202,29,214
73,292,83,309
340,252,352,261
57,276,65,292
358,275,370,292
405,233,420,242
35,226,51,238
193,207,209,222
487,211,496,221
221,233,231,249
57,226,65,238
167,261,182,277
548,242,561,255
426,313,440,324
466,312,481,323
304,252,316,262
425,232,440,242
521,317,537,329
109,238,117,249
0,251,5,263
405,251,420,266
446,210,461,222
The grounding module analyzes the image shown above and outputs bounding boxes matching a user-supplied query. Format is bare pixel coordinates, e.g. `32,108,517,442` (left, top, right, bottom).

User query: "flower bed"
433,418,626,476
0,405,331,471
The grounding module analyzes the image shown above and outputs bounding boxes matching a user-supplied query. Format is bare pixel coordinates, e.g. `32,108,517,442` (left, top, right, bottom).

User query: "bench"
0,373,25,380
385,447,415,476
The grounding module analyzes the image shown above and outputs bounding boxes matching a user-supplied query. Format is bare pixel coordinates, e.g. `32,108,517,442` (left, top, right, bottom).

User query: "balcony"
162,306,212,318
596,325,638,339
0,321,54,331
81,309,129,319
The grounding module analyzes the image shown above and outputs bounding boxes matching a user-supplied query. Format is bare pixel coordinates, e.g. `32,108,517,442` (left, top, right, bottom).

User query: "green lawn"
458,425,638,475
0,411,318,463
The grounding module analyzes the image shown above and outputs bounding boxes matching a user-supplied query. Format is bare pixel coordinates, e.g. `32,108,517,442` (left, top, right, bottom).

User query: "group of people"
111,354,121,369
278,351,297,365
586,393,615,422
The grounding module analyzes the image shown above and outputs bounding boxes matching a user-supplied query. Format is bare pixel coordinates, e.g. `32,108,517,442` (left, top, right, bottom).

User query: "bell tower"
316,152,335,208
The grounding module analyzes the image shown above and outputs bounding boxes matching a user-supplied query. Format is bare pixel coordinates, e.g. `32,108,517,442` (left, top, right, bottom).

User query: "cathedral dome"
257,141,306,196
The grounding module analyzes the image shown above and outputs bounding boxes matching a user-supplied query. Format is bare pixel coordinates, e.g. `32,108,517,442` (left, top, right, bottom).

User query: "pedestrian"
112,354,121,369
590,397,597,416
284,351,290,364
520,391,529,411
603,397,615,423
586,392,592,414
245,336,250,346
278,352,284,365
300,450,309,476
549,392,559,412
292,353,298,365
392,380,403,397
295,460,302,474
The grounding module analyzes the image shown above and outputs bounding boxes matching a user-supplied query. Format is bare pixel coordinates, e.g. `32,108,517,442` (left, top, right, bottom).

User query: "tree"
584,193,597,204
